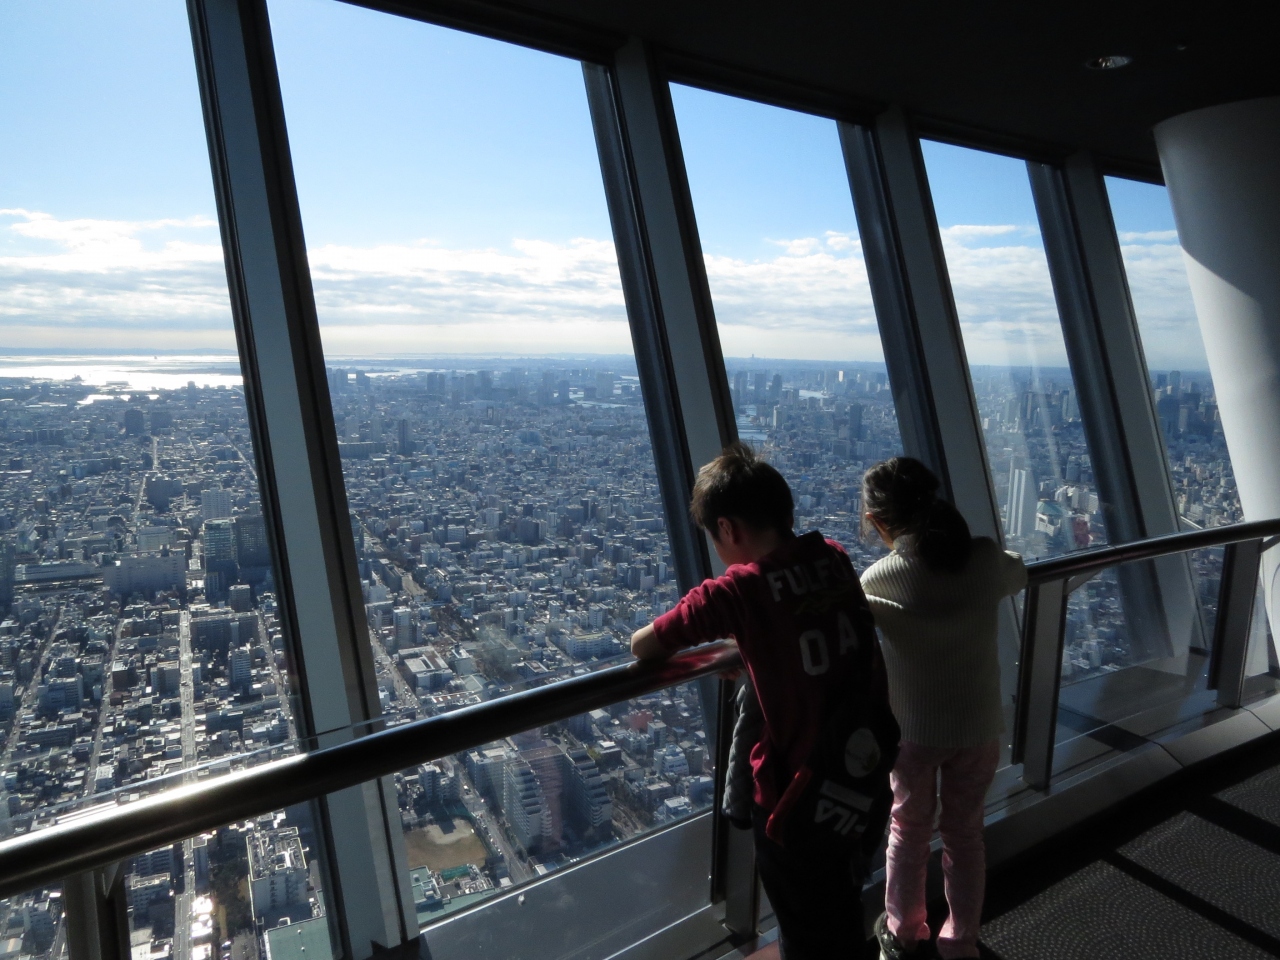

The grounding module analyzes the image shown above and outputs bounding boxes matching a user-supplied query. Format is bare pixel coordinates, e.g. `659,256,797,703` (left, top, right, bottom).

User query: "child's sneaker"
874,912,925,960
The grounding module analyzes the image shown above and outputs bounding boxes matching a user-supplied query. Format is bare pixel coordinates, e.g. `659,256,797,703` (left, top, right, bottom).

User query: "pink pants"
885,739,1000,960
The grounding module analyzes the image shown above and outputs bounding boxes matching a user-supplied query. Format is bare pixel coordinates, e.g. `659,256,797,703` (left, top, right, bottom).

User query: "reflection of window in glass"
1105,178,1249,682
268,0,706,919
1104,177,1242,531
0,3,328,957
922,141,1104,562
670,86,902,570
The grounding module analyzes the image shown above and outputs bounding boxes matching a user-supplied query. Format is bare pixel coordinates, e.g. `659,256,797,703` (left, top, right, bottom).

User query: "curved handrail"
1025,517,1280,585
0,640,741,900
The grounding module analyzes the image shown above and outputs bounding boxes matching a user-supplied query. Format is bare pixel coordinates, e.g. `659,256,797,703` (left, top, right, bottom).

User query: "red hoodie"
652,531,883,809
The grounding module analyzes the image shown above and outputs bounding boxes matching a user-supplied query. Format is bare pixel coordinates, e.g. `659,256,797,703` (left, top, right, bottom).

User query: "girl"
859,457,1026,960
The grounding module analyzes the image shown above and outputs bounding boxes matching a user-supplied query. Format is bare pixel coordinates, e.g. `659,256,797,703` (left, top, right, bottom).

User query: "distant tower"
397,419,413,455
229,646,252,689
847,403,864,441
595,372,614,401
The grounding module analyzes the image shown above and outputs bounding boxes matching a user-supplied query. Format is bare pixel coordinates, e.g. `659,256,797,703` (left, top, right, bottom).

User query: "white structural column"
1156,96,1280,667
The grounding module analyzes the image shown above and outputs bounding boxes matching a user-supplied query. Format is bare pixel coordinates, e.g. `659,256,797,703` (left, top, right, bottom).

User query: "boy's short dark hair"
690,442,794,538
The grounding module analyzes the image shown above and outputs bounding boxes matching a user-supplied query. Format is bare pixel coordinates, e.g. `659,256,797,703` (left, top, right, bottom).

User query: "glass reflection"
922,141,1103,562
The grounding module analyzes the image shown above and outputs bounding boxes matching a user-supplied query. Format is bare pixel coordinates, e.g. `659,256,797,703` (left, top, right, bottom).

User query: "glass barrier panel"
0,883,62,960
265,0,703,924
918,141,1135,789
1104,177,1242,530
387,678,712,927
916,145,1231,783
123,813,331,960
1242,565,1280,703
0,3,335,958
669,85,902,568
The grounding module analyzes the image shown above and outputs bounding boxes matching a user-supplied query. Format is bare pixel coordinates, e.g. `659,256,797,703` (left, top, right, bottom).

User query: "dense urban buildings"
0,350,1245,959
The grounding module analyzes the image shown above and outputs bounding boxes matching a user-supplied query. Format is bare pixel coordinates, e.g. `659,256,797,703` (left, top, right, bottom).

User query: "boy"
632,443,889,960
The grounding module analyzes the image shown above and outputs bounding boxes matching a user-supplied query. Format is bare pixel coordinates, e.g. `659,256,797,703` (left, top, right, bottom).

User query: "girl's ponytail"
862,457,973,573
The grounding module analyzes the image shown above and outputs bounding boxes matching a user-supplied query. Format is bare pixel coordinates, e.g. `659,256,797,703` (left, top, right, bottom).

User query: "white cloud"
0,210,234,349
1117,239,1207,370
936,226,1065,367
1118,229,1179,243
941,223,1019,239
0,209,1210,370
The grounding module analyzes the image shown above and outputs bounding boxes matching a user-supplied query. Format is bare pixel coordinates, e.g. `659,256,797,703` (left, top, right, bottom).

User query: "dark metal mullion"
1028,161,1174,663
853,109,1026,727
582,62,708,596
186,5,358,955
838,121,948,487
187,0,315,739
864,109,1003,539
638,55,750,929
186,0,413,954
1027,162,1145,543
647,79,739,455
597,38,753,937
583,67,743,915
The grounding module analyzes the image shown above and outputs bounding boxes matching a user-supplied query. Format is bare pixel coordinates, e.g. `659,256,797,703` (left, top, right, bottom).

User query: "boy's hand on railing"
630,623,669,660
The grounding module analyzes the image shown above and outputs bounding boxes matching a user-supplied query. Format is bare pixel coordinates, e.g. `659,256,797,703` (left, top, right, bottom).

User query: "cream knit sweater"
860,536,1026,748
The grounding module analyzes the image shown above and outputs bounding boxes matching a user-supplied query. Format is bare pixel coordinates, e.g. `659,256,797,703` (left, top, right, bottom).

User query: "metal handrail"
1013,516,1280,788
0,640,741,900
5,519,1279,899
1025,517,1280,585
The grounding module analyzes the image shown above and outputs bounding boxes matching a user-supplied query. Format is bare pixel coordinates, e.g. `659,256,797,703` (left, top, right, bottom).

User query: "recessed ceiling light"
1086,55,1133,70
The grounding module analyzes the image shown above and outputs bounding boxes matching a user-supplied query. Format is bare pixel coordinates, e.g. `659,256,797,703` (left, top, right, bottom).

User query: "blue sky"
0,0,1206,370
0,1,213,223
672,84,858,262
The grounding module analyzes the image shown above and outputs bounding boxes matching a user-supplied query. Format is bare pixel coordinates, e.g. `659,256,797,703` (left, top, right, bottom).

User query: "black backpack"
765,658,900,857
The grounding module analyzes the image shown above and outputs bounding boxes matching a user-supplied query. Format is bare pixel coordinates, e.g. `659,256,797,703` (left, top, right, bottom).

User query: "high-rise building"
1007,465,1039,539
503,757,551,855
397,418,413,455
123,408,146,436
595,372,614,401
234,513,270,568
204,519,237,565
847,403,864,441
103,552,186,598
230,645,253,689
0,539,14,615
246,824,309,924
202,487,233,520
565,748,611,838
228,583,253,612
